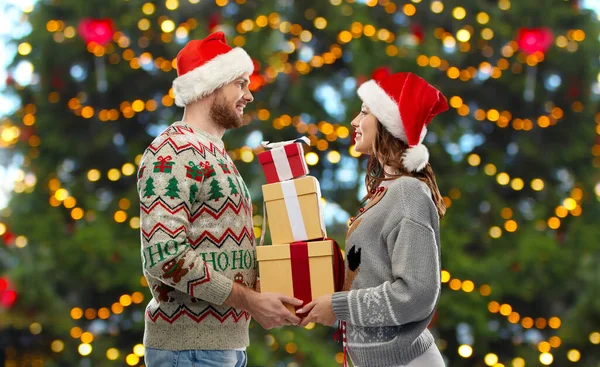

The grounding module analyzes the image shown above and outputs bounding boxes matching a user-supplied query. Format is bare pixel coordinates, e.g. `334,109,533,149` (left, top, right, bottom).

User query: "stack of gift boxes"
256,138,343,314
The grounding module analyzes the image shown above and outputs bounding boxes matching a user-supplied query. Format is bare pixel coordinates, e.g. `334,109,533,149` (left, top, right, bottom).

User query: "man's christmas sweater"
137,122,256,351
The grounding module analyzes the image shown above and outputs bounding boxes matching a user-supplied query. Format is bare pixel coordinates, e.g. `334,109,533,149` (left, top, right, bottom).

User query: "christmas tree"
143,177,156,198
189,182,199,204
164,177,181,199
208,178,225,201
228,176,240,196
1,0,599,366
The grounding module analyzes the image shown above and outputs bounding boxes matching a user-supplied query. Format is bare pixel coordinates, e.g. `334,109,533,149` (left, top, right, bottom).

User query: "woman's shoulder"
387,176,432,200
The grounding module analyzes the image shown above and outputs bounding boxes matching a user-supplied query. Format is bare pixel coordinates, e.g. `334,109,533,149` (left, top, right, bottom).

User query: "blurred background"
1,0,600,366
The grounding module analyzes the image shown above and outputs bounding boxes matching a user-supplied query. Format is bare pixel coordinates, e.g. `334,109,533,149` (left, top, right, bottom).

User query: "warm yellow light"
496,173,510,185
449,96,463,108
15,236,28,248
51,340,65,353
489,226,502,238
504,220,518,232
87,169,101,182
539,352,553,365
126,354,140,365
327,151,341,164
456,29,471,42
108,168,121,181
510,178,524,190
120,294,133,306
114,210,127,223
484,353,498,366
305,152,319,166
71,208,84,220
0,223,6,236
240,149,254,163
165,0,179,10
132,291,145,304
548,217,561,229
121,163,135,176
458,344,473,358
106,348,120,360
18,42,32,56
78,343,92,356
512,357,525,367
130,217,140,229
481,28,494,40
531,178,544,191
452,7,466,20
142,3,155,14
161,20,176,33
467,154,481,166
477,12,490,24
480,284,492,296
461,280,474,292
538,341,551,353
441,270,451,283
55,188,69,201
449,279,462,290
567,349,580,362
81,332,94,344
589,332,600,344
133,344,145,357
403,4,416,16
29,322,42,335
563,198,577,210
430,1,443,13
138,19,151,31
314,17,327,29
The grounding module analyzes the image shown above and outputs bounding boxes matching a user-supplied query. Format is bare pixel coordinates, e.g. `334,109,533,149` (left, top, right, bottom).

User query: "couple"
137,32,448,367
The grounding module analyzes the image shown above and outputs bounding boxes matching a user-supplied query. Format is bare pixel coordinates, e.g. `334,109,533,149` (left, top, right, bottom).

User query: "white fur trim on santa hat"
173,47,254,107
357,80,407,143
402,144,429,172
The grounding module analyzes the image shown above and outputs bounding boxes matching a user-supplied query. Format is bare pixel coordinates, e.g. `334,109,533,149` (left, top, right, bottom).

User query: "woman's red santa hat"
172,32,254,107
357,72,448,172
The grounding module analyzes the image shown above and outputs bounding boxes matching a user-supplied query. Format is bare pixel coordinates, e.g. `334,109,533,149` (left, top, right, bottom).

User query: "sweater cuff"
196,272,234,306
331,291,351,321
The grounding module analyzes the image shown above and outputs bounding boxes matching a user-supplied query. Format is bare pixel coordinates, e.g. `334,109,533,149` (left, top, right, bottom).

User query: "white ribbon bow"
260,136,310,150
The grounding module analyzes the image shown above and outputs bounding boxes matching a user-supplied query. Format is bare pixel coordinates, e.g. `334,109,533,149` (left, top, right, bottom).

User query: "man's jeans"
145,348,247,367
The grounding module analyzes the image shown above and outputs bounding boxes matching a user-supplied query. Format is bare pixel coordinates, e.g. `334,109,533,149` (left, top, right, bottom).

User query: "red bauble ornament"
2,231,15,246
411,23,424,44
0,289,17,308
371,66,391,82
208,13,221,32
78,18,115,45
516,27,553,55
0,277,8,291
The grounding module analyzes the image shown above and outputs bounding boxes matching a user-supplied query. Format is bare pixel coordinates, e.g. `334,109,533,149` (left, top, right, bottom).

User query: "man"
137,32,302,367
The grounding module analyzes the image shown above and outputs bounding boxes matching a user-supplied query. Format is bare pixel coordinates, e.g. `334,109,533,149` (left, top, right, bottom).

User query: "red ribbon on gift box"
290,242,312,316
258,143,308,184
289,239,345,317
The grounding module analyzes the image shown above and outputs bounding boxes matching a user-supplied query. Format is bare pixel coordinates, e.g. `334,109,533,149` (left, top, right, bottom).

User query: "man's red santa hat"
357,72,448,172
172,32,254,107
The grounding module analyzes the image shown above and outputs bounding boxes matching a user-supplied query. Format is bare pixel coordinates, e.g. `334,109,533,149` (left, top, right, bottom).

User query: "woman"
298,72,448,367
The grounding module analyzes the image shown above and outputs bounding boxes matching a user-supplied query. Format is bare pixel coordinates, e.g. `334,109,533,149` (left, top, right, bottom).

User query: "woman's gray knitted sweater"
332,176,442,367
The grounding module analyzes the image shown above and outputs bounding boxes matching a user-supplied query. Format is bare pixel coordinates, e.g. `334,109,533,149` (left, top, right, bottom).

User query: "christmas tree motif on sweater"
217,159,231,174
165,177,181,199
208,178,225,201
227,176,239,196
143,177,156,198
189,183,199,204
153,155,175,173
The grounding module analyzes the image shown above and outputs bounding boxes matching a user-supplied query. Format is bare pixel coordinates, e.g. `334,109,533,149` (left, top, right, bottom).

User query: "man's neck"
181,102,226,139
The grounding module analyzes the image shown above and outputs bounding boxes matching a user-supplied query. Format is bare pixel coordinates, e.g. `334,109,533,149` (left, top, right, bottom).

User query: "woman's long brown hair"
362,121,446,219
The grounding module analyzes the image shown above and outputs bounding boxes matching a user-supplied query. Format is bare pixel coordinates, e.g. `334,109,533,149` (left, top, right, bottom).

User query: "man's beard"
209,92,243,130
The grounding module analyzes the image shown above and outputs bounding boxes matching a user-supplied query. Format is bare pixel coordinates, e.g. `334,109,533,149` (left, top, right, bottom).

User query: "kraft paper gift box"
258,138,310,184
262,176,326,245
256,240,344,314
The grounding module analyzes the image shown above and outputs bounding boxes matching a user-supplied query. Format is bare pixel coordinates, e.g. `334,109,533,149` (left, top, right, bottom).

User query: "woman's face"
350,104,378,154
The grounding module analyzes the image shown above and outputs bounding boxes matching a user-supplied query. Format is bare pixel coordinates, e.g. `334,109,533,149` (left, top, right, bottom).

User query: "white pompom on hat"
357,72,448,172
